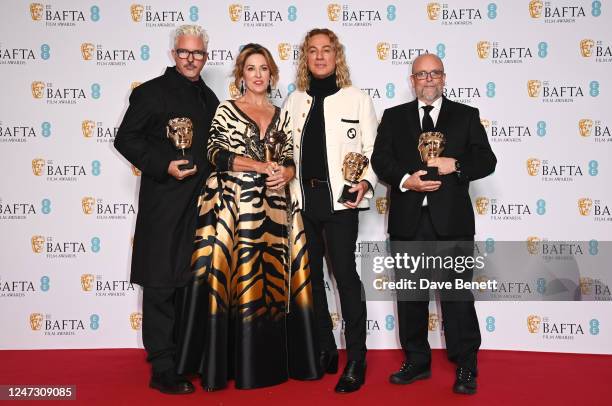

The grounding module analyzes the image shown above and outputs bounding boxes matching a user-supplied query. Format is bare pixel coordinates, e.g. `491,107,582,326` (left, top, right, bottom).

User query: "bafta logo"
131,165,141,176
480,119,490,129
81,43,95,61
31,81,45,99
330,312,340,330
327,3,341,21
130,4,144,22
579,277,593,295
475,197,489,215
81,274,94,292
580,39,595,57
427,3,441,20
130,312,143,330
31,235,45,254
229,82,241,99
579,119,593,137
229,4,243,22
30,3,44,21
428,313,439,331
30,313,43,331
82,197,95,215
130,82,142,90
526,236,541,255
82,120,95,138
376,42,390,61
527,80,541,97
578,198,593,216
477,41,491,59
32,158,45,176
528,0,543,18
278,43,291,61
526,158,541,176
375,197,388,214
527,315,541,333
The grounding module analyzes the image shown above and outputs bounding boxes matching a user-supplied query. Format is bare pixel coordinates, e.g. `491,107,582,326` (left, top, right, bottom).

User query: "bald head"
411,53,444,74
410,53,446,104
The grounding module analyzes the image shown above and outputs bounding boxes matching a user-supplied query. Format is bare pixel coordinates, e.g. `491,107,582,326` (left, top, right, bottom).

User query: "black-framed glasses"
413,70,444,80
175,48,208,61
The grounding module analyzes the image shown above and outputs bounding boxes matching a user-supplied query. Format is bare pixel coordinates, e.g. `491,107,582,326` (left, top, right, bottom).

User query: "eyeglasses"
412,70,444,80
175,48,208,61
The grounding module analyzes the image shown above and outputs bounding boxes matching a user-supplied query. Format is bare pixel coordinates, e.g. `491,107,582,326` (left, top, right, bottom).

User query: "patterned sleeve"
277,107,295,167
207,102,235,171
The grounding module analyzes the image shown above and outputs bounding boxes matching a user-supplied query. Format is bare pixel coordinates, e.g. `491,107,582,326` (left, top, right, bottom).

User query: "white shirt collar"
418,96,443,111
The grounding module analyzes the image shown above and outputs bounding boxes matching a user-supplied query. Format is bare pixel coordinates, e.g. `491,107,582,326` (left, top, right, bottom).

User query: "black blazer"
114,67,219,287
371,97,496,238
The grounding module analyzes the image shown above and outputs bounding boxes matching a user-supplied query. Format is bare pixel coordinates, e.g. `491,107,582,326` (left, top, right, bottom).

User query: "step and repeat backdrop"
0,0,611,353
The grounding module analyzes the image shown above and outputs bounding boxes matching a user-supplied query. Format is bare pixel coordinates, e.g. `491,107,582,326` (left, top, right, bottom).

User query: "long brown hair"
232,43,279,88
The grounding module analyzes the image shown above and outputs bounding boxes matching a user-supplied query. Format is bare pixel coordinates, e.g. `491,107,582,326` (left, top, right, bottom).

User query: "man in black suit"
371,54,496,395
114,25,219,394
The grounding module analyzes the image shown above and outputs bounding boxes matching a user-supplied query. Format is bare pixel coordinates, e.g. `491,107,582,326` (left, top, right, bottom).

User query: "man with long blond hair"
283,28,378,394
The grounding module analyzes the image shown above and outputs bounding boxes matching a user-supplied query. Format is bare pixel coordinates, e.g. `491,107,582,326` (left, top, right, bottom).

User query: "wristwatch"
454,160,461,173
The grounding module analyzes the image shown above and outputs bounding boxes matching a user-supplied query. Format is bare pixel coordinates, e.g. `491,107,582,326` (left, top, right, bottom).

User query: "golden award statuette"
338,152,369,204
418,131,446,181
263,129,287,163
166,117,194,170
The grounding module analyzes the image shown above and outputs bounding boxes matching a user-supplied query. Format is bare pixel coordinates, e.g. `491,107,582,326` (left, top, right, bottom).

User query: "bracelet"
227,153,236,171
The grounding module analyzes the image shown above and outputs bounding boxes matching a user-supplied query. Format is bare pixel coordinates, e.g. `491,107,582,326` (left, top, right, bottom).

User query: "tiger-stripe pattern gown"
176,100,321,390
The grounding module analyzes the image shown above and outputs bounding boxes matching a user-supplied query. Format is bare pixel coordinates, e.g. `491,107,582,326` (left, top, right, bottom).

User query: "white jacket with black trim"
282,86,378,211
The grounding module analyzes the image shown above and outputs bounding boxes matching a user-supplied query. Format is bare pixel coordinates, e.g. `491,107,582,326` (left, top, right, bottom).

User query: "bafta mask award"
166,117,194,170
338,152,369,204
264,129,287,163
418,131,446,181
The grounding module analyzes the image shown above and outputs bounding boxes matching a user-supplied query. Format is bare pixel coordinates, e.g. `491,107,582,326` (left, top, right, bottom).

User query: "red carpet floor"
1,349,611,405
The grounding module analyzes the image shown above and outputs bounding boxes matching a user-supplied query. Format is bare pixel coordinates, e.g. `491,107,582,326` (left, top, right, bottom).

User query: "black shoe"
319,349,339,374
149,370,195,395
453,367,477,395
389,362,431,385
334,360,366,393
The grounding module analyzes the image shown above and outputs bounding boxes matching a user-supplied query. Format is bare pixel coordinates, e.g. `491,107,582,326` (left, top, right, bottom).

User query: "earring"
240,80,245,94
267,82,272,94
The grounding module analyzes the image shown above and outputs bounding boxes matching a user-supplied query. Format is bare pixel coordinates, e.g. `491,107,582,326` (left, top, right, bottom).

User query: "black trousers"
391,207,481,372
302,182,367,361
142,286,183,374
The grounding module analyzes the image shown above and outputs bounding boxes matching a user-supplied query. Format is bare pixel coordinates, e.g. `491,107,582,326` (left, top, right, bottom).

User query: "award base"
338,184,358,204
178,152,194,171
420,165,439,181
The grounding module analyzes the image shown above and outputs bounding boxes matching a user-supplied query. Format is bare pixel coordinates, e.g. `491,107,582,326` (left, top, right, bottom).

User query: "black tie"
422,105,434,132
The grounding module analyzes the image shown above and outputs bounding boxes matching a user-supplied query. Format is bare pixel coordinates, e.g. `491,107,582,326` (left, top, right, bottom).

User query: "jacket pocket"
340,120,361,143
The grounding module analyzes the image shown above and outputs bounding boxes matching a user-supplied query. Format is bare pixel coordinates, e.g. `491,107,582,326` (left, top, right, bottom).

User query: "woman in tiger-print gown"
176,44,321,390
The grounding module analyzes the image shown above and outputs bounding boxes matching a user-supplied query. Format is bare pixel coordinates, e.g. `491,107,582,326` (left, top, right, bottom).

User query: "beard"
418,85,443,103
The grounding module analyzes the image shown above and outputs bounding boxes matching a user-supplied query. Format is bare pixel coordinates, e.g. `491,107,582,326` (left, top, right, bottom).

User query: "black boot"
453,367,477,395
149,370,195,394
319,349,339,374
334,359,366,393
389,361,431,385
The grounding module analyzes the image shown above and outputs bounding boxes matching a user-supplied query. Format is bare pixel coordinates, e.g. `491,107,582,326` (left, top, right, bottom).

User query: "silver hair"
173,25,209,49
